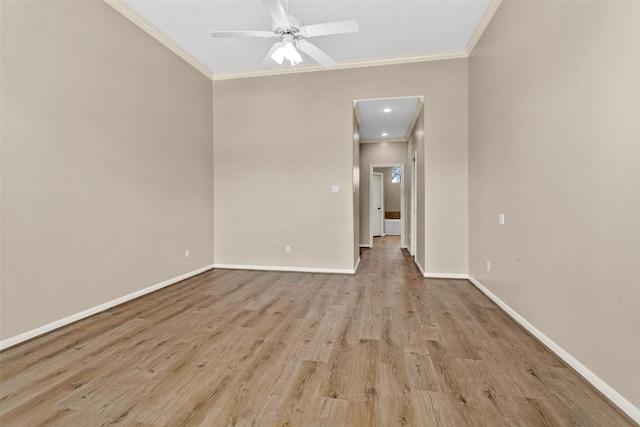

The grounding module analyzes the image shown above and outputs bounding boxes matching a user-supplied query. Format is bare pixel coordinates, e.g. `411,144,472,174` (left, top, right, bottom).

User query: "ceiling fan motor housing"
272,15,302,38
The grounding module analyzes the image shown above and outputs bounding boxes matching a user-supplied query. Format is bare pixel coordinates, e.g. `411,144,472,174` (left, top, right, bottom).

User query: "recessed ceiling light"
381,132,389,137
381,107,394,113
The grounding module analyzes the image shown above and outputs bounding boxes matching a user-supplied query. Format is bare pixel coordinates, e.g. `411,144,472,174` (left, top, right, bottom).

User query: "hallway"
369,235,402,248
0,240,634,425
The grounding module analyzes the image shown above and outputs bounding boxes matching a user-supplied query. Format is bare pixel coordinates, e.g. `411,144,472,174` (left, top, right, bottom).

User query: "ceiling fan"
210,0,359,69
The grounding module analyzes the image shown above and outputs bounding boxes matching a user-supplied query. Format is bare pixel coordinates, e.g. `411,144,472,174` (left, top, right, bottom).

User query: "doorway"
353,95,424,256
369,163,404,248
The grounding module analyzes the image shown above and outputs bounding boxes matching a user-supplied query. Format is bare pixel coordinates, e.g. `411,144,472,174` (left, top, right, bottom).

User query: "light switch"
498,213,505,225
331,185,339,193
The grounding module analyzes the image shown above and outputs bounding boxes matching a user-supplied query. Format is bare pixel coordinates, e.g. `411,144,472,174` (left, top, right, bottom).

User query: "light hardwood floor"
1,236,636,426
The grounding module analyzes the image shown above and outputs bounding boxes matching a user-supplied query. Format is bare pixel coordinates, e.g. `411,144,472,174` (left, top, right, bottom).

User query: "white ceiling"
120,1,491,142
123,0,491,76
357,96,423,142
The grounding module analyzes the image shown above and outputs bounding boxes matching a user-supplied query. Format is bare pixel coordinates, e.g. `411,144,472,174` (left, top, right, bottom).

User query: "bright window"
392,166,401,183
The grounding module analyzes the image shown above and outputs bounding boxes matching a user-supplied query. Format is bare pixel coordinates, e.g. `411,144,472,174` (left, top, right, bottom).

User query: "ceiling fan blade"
300,20,359,38
259,42,283,69
211,30,276,38
261,0,290,27
296,40,337,69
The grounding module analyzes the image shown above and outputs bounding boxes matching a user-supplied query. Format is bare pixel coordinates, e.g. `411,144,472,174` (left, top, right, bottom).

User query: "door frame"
410,151,417,256
369,163,405,248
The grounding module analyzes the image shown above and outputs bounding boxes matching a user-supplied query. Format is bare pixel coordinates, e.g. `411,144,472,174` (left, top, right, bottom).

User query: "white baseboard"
353,257,361,274
424,273,469,279
467,275,640,424
0,264,216,351
413,260,468,280
213,263,356,275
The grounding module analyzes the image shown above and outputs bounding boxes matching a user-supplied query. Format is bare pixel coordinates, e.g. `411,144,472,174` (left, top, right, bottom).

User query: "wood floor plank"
1,367,99,425
299,305,346,363
411,390,466,427
452,358,510,426
1,236,636,426
345,337,379,426
273,360,326,426
404,350,439,392
378,362,414,426
310,396,349,426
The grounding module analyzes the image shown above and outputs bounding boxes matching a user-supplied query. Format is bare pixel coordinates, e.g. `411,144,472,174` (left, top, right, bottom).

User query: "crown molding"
212,50,468,81
466,0,503,54
104,0,214,80
360,137,407,144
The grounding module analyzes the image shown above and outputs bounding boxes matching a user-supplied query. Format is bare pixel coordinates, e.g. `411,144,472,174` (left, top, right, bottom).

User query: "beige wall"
425,83,468,276
214,59,468,273
469,0,640,408
0,1,214,340
364,144,408,245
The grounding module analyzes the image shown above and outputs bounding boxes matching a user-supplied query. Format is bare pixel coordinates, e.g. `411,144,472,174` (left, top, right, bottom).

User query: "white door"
371,172,383,238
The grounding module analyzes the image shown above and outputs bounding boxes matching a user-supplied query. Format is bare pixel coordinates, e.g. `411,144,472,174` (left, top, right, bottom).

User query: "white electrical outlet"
498,213,505,225
185,249,190,258
285,245,291,254
486,260,491,272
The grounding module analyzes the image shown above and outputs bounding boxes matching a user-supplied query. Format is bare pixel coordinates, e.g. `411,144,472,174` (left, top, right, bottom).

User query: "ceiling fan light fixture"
288,51,303,66
270,43,286,64
271,37,303,66
283,39,303,66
